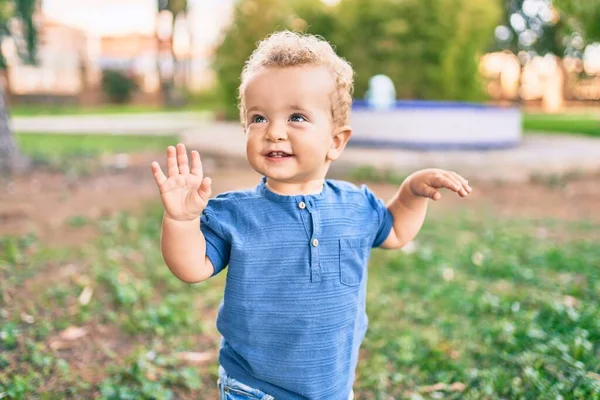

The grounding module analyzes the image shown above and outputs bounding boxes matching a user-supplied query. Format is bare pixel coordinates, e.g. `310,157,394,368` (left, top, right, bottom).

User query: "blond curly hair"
238,30,354,127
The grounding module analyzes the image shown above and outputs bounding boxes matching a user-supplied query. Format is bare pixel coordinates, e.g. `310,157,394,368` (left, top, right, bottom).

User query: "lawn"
14,133,176,174
10,104,196,117
1,207,599,398
523,113,600,137
10,91,220,117
1,132,599,399
15,133,176,158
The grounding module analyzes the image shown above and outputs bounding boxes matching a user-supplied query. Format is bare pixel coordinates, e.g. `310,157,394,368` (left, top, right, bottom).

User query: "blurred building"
480,50,600,111
4,0,238,105
4,17,86,101
4,11,162,106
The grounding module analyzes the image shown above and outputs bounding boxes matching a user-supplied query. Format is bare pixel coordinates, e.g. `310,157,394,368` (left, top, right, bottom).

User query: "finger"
166,146,179,177
432,173,461,192
176,143,190,175
151,161,167,186
197,176,212,201
449,171,472,194
442,173,466,196
190,150,204,177
421,184,441,201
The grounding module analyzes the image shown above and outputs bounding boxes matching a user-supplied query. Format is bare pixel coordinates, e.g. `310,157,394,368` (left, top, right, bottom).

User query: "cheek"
245,131,260,151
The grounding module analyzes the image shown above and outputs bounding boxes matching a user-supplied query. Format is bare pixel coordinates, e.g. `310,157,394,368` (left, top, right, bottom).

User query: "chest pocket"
339,237,371,286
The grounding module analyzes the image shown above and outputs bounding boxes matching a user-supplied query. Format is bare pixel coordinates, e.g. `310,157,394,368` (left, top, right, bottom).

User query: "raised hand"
407,168,472,201
151,143,212,221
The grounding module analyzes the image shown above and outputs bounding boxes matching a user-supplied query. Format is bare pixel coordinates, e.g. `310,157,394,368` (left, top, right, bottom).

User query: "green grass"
523,113,600,137
16,133,176,158
1,207,599,398
14,132,177,176
11,104,197,117
10,90,221,117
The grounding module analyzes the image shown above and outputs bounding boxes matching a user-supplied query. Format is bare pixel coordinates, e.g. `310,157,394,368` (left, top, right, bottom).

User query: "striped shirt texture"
200,176,394,399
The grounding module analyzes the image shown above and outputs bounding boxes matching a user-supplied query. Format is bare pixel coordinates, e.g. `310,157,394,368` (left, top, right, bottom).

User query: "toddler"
151,31,471,400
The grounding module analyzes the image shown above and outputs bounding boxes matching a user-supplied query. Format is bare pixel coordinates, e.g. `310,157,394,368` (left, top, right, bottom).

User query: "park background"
0,0,599,398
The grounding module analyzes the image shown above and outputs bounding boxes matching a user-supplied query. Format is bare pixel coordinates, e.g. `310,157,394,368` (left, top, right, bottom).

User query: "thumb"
421,185,441,201
197,177,212,201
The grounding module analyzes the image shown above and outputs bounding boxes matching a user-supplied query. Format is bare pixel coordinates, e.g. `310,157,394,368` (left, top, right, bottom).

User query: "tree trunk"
0,86,27,175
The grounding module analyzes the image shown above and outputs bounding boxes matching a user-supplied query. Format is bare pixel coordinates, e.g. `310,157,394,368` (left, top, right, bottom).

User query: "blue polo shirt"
200,177,394,399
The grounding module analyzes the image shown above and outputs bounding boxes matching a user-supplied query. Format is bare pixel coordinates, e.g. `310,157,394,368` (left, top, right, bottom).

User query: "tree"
214,0,501,117
157,0,188,106
554,0,600,43
213,0,295,120
331,0,502,100
494,0,566,56
0,0,37,175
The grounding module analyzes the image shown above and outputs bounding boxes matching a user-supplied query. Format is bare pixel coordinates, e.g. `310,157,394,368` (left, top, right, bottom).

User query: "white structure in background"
365,74,396,110
350,100,522,150
352,73,521,150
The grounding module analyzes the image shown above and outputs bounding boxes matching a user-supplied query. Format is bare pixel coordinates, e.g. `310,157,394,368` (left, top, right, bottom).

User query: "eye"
289,114,307,123
251,115,266,123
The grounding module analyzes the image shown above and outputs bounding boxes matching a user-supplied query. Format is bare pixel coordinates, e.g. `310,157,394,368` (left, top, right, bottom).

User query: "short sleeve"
363,185,394,248
200,203,232,277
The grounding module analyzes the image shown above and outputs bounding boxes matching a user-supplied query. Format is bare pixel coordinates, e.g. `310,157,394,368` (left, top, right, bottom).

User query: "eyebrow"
246,105,314,115
289,105,313,115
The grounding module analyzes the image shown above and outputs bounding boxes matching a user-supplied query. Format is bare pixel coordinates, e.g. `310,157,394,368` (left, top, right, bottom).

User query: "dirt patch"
0,152,261,246
1,154,599,247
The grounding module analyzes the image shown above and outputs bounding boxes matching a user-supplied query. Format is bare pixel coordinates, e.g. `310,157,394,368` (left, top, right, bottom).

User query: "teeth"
268,152,288,157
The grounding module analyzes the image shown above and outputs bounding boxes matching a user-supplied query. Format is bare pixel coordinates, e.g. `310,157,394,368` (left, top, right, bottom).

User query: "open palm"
151,144,212,221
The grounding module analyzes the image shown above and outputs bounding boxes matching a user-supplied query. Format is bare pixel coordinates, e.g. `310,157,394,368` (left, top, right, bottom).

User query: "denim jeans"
218,366,275,400
217,366,355,400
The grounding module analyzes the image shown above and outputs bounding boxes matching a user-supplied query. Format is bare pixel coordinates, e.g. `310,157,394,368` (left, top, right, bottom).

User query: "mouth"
264,151,294,160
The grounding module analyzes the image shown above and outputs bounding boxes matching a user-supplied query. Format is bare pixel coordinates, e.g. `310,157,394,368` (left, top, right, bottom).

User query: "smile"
264,151,294,163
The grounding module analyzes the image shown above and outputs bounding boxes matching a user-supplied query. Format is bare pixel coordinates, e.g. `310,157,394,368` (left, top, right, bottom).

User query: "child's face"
243,65,348,185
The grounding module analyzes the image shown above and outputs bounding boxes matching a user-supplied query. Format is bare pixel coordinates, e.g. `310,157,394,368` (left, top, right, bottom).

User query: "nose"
265,121,288,142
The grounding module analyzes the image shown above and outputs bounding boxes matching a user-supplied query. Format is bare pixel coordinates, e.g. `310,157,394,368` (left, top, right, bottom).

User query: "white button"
298,201,306,209
312,238,319,247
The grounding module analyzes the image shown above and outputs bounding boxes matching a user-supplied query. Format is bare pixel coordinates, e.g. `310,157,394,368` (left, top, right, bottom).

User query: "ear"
327,125,352,162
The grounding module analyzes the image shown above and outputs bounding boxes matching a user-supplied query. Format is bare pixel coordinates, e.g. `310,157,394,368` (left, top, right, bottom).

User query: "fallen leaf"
442,267,454,281
471,251,484,266
49,340,75,350
421,382,466,393
587,372,600,381
78,286,93,305
59,326,87,341
175,351,215,365
563,295,578,308
20,312,35,324
421,383,446,393
450,382,466,391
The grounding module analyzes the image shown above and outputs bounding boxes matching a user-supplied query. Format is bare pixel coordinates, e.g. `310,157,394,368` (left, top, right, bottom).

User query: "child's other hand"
407,168,472,201
151,144,212,221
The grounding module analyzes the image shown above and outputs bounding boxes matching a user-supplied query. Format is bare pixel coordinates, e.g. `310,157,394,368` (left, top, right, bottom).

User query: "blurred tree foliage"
213,0,291,120
101,70,139,104
553,0,600,43
494,0,566,57
0,0,37,68
213,0,502,119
